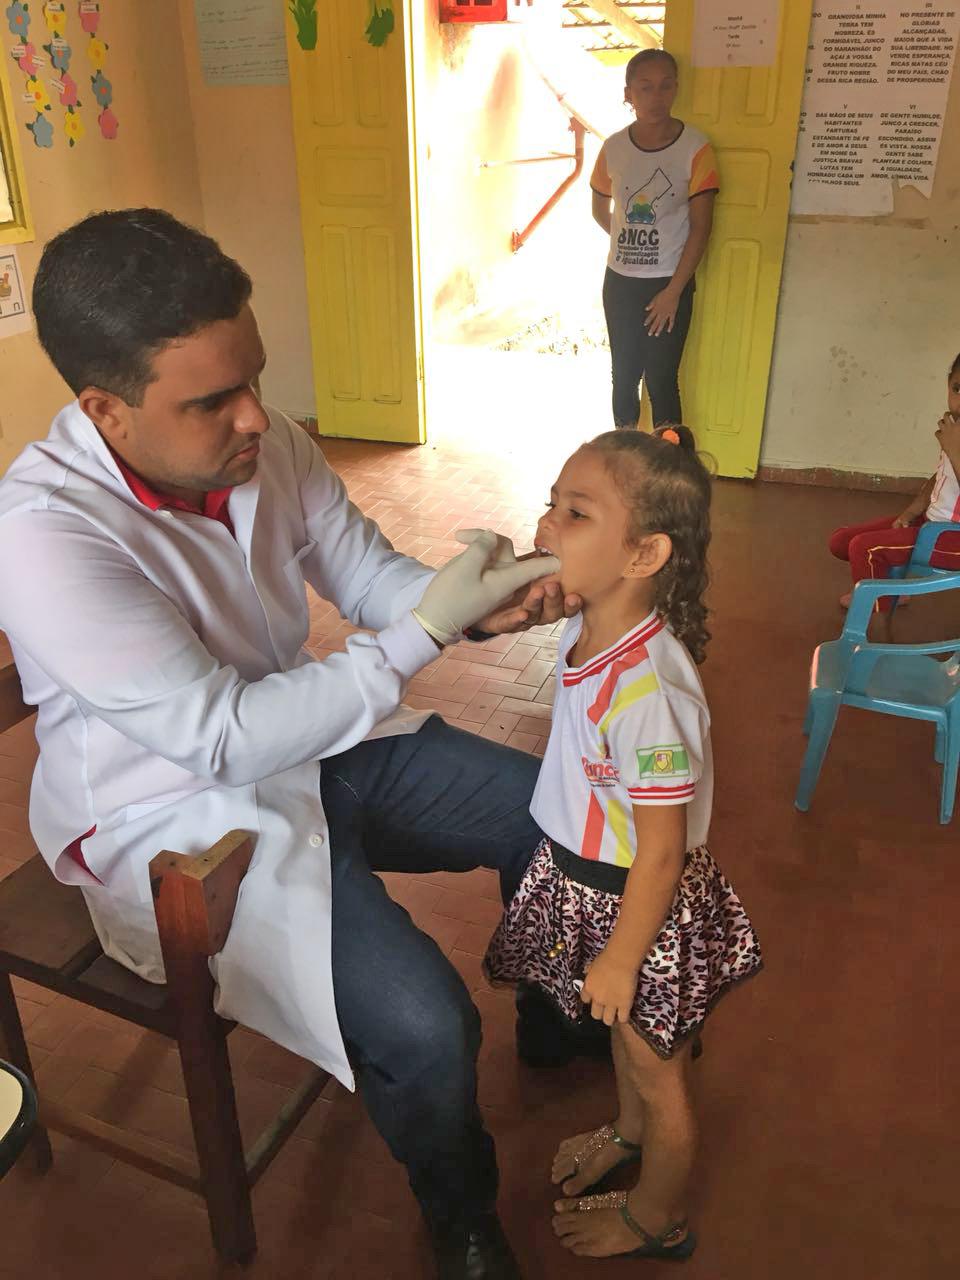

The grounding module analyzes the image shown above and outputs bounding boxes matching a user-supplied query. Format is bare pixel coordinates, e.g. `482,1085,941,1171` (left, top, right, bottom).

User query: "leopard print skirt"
483,837,762,1059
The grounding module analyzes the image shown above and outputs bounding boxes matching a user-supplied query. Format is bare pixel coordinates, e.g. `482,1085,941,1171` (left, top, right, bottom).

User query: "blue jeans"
320,716,540,1230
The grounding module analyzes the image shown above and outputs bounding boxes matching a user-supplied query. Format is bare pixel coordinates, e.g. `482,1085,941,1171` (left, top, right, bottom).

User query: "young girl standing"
591,51,719,429
829,352,960,609
484,426,761,1260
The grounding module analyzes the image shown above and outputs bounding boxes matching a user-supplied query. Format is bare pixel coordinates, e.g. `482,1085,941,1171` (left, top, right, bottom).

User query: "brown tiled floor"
2,432,960,1279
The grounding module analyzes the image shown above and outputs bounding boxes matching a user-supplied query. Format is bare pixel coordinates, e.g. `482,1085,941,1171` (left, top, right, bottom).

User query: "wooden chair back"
0,661,329,1263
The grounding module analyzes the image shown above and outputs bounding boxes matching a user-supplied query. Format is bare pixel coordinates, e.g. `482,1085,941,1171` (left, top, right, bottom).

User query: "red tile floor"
2,429,960,1279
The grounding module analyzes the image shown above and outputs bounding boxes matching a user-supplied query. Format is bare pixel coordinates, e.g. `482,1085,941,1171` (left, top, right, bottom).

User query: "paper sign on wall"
0,249,31,339
692,0,781,67
194,0,289,87
792,4,960,216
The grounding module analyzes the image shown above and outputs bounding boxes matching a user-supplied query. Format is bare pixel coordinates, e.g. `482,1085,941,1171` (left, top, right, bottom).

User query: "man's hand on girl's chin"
474,579,582,636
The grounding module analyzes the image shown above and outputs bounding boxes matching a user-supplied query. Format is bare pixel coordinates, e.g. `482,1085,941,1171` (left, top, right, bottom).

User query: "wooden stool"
0,665,330,1263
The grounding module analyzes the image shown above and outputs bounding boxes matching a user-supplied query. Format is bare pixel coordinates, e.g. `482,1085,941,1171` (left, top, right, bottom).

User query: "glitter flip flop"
556,1124,643,1195
572,1191,697,1260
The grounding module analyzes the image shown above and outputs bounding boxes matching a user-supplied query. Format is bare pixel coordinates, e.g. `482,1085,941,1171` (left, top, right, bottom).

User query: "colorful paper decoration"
6,2,53,147
41,2,81,146
77,1,115,139
288,0,317,50
365,1,394,47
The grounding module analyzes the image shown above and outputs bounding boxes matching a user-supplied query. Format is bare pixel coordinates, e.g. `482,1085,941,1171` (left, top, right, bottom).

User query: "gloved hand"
413,529,561,646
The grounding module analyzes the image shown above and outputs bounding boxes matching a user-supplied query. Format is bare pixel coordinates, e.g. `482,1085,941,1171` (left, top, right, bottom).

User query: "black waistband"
550,842,629,894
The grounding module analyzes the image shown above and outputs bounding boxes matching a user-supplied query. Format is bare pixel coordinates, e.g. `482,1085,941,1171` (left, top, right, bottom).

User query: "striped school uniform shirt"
926,450,960,522
531,612,713,868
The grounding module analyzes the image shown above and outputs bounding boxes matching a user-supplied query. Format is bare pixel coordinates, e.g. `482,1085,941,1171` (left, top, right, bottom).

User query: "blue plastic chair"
796,570,960,824
888,520,960,616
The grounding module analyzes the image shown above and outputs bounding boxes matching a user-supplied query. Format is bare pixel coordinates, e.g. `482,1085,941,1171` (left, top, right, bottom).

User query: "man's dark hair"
33,208,252,405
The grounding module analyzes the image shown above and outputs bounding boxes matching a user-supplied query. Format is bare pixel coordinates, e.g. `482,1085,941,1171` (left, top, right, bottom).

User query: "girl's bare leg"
553,1028,697,1257
550,1022,646,1193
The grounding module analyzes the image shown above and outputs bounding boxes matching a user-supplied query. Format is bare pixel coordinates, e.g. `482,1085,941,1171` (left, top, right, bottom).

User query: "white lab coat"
0,403,440,1086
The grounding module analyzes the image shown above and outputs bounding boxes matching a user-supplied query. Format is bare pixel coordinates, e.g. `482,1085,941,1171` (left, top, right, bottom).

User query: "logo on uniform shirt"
581,755,619,787
623,167,672,228
636,744,689,779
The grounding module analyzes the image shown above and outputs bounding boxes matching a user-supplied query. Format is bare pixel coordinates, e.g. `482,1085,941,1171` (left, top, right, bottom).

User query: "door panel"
286,0,424,442
665,2,812,476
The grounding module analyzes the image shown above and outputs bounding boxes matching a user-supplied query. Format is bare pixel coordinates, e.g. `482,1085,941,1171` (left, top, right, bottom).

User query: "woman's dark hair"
625,48,679,83
586,425,711,663
33,208,252,405
949,352,960,379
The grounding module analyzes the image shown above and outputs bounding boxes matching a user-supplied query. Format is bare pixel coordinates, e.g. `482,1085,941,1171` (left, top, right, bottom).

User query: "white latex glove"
413,529,561,646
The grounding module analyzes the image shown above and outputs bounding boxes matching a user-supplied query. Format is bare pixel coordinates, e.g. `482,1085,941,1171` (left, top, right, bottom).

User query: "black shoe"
430,1212,522,1280
515,982,610,1068
515,984,704,1068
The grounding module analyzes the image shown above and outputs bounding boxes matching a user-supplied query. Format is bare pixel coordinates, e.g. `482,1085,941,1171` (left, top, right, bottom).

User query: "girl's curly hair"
586,425,712,663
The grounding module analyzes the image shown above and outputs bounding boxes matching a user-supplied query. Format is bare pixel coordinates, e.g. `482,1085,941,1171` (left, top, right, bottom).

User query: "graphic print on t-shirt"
636,743,689,779
625,168,672,224
581,743,620,788
618,168,673,268
591,125,719,278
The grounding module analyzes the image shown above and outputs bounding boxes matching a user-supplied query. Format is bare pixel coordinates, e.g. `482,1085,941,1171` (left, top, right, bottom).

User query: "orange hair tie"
660,428,681,445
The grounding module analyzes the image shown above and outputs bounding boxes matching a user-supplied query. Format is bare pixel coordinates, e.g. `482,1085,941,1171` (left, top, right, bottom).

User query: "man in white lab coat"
0,210,576,1279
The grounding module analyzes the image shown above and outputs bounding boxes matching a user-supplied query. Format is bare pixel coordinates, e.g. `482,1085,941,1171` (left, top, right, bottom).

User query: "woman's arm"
669,192,715,296
578,803,686,1025
592,189,613,235
644,192,716,338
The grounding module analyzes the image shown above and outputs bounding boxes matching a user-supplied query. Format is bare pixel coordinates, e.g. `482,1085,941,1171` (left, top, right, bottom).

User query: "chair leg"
0,972,53,1173
795,696,841,812
802,700,813,737
939,719,960,825
176,1009,256,1264
935,722,946,765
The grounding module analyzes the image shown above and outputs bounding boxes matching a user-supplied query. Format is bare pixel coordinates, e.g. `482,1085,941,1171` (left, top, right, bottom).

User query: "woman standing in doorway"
591,50,718,429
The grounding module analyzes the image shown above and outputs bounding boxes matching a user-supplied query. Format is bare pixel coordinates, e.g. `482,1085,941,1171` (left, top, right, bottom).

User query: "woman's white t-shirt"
531,612,713,868
591,123,719,279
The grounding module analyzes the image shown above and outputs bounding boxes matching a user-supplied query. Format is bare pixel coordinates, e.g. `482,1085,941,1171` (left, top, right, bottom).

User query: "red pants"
829,515,960,610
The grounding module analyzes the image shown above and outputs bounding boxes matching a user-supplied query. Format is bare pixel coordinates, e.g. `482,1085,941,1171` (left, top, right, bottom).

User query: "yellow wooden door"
285,1,424,443
664,1,812,477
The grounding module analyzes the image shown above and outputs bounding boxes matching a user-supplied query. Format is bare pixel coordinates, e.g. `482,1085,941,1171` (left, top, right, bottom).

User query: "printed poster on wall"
792,4,960,216
0,249,31,339
194,0,289,87
692,0,781,67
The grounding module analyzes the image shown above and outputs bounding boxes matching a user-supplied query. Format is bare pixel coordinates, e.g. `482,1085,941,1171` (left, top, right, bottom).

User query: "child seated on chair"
829,352,960,611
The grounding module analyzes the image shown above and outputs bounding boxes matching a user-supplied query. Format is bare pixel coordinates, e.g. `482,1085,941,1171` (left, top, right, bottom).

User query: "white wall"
759,50,960,478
